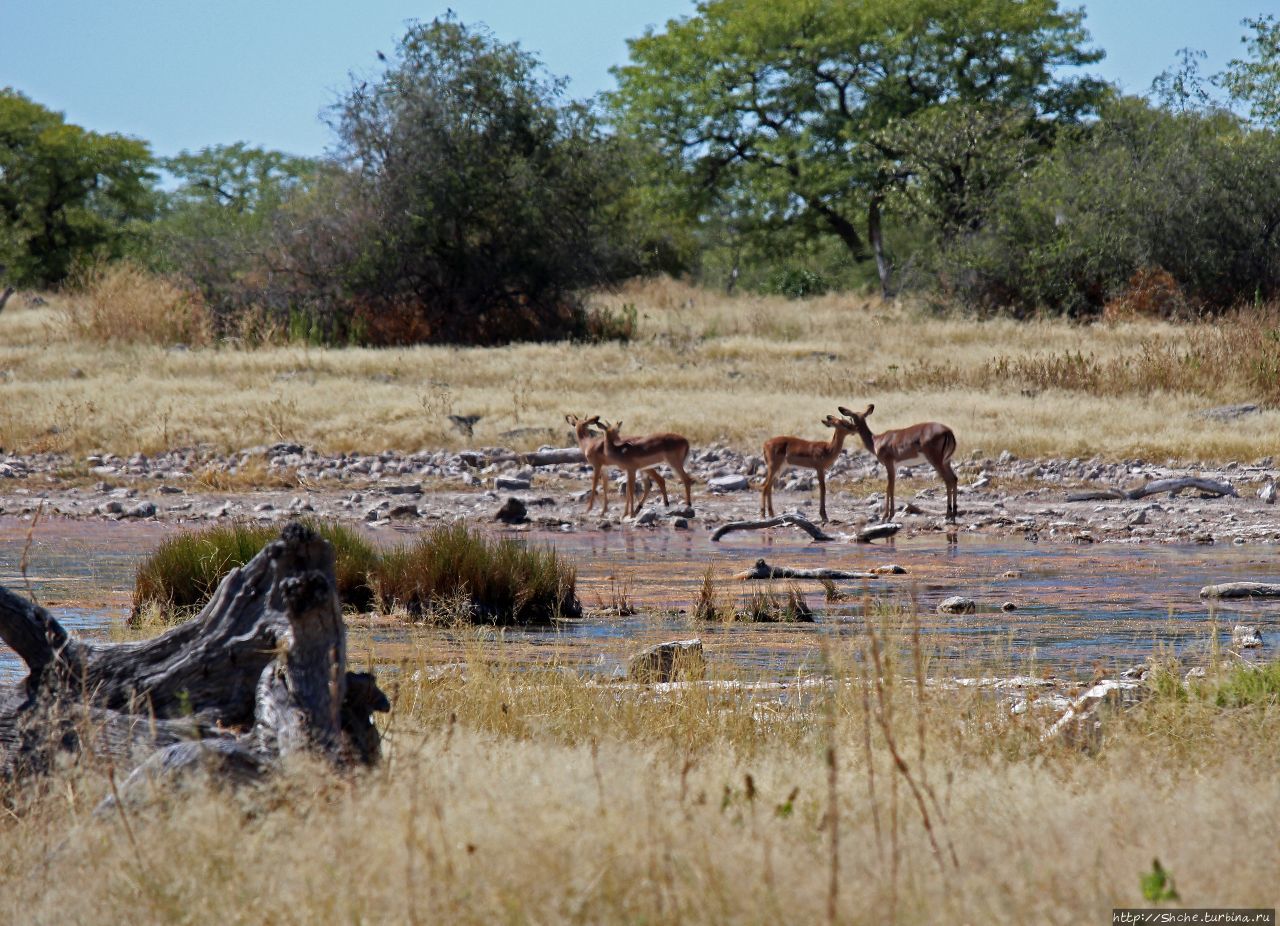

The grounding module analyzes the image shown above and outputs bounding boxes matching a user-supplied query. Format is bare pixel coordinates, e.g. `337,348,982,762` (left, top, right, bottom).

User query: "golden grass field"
2,274,1278,462
1,636,1276,925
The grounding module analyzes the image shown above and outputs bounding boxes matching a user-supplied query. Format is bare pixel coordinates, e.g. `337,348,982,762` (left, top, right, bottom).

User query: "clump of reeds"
61,261,212,346
131,521,379,619
692,565,729,621
734,584,815,623
132,520,577,625
373,522,579,624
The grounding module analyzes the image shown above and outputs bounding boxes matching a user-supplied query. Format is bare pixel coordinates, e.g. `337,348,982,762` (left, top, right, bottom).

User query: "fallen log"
1067,477,1238,503
0,523,388,791
464,447,586,467
734,559,875,581
855,522,901,543
1199,581,1280,599
710,514,835,542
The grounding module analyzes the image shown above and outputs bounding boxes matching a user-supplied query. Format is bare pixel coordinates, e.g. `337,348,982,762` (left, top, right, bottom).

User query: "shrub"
132,521,378,619
63,262,211,346
132,520,579,625
374,522,579,624
765,268,830,299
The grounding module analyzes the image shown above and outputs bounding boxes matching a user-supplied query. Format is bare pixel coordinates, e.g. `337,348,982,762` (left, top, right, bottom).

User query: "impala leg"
586,464,600,512
762,460,778,517
673,462,693,508
817,468,828,523
884,464,896,522
651,468,670,507
626,470,638,518
942,461,958,522
637,471,651,510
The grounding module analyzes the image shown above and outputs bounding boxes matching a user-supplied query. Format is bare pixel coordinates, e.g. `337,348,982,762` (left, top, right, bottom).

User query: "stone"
121,501,156,519
1260,481,1276,505
937,596,976,614
387,503,420,519
384,483,424,496
1196,403,1260,421
494,497,528,524
1001,601,1017,612
872,564,906,575
1232,624,1264,648
495,475,532,491
668,506,695,519
633,508,659,526
672,517,690,530
707,474,750,492
628,639,705,683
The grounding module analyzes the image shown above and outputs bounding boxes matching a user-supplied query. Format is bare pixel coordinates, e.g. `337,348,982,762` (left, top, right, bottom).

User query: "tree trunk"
868,195,893,299
0,523,389,791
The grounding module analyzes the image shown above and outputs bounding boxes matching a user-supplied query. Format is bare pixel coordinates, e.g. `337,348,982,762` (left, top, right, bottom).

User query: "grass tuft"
60,261,212,346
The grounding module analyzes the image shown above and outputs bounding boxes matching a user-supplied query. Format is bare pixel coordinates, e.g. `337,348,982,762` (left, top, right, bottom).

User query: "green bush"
132,520,578,625
764,268,830,299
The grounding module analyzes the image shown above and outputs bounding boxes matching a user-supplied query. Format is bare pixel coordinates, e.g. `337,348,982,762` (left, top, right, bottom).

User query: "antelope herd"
567,404,959,524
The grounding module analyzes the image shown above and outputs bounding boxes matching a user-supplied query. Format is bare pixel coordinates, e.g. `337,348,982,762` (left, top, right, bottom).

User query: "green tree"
0,89,155,286
145,143,321,318
325,16,636,345
1222,15,1280,127
610,0,1105,295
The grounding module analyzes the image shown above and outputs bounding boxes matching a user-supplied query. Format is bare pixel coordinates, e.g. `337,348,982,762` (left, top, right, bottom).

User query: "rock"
387,503,420,519
672,517,689,530
101,500,124,515
1260,481,1277,505
708,474,750,492
872,564,906,575
1232,624,1264,648
120,501,156,519
668,506,695,519
157,484,184,495
384,483,424,496
1001,601,1017,612
1196,403,1260,421
628,639,705,683
1201,582,1280,599
1127,508,1148,526
495,475,532,491
633,509,659,526
937,596,976,614
494,497,528,524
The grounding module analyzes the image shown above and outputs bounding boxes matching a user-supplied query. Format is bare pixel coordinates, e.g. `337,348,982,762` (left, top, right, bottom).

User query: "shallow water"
1,516,1276,683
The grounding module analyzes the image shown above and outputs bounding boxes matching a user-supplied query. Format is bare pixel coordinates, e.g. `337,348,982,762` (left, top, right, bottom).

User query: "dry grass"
59,262,212,347
1,276,1278,460
1,630,1277,924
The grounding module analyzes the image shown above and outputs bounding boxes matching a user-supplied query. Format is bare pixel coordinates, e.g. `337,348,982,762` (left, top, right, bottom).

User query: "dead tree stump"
0,523,389,792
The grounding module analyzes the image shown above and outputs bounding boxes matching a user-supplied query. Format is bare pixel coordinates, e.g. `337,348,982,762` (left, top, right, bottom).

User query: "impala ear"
565,414,576,426
864,404,874,418
837,406,857,419
616,420,624,432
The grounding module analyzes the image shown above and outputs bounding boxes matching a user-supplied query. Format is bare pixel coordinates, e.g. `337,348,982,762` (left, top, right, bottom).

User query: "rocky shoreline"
0,442,1277,544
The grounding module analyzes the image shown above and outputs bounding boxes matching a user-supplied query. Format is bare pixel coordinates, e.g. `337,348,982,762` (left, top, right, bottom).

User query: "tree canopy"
0,89,154,286
610,0,1107,294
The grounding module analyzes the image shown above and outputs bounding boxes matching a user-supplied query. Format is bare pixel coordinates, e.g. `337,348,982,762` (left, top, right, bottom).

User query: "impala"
838,404,959,523
598,419,695,518
565,414,668,514
760,414,858,524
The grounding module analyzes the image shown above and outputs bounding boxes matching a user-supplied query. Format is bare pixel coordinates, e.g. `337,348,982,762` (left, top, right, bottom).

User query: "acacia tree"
0,89,154,286
611,0,1105,295
326,17,635,345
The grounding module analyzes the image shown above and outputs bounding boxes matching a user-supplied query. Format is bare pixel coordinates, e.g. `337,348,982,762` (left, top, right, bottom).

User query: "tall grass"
61,261,212,346
374,522,579,623
2,631,1277,924
131,520,577,624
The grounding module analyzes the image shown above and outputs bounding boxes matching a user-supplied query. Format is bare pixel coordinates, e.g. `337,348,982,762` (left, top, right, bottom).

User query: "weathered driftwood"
1200,581,1280,599
856,522,901,542
710,514,835,542
1067,477,1238,503
464,447,587,468
734,559,875,581
0,523,389,791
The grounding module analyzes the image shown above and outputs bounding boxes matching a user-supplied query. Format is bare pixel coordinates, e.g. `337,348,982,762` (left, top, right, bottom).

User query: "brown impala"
598,419,695,518
565,414,668,514
760,414,858,523
837,404,959,523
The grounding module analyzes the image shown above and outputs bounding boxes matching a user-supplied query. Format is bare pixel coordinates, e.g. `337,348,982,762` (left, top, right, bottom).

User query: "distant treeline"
3,5,1279,344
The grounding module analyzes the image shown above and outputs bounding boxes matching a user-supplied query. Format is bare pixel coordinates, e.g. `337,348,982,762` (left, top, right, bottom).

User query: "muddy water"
1,516,1277,683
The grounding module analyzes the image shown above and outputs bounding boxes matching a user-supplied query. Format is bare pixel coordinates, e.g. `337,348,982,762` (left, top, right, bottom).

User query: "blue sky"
1,1,1269,159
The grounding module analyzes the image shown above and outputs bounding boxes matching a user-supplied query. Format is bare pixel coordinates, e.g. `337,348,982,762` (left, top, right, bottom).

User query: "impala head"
823,414,856,434
837,404,874,424
599,418,622,439
566,414,602,436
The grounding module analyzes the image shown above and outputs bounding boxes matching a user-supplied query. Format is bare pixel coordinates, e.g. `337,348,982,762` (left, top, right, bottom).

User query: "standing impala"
760,415,858,524
598,419,695,518
565,414,668,514
837,404,959,523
